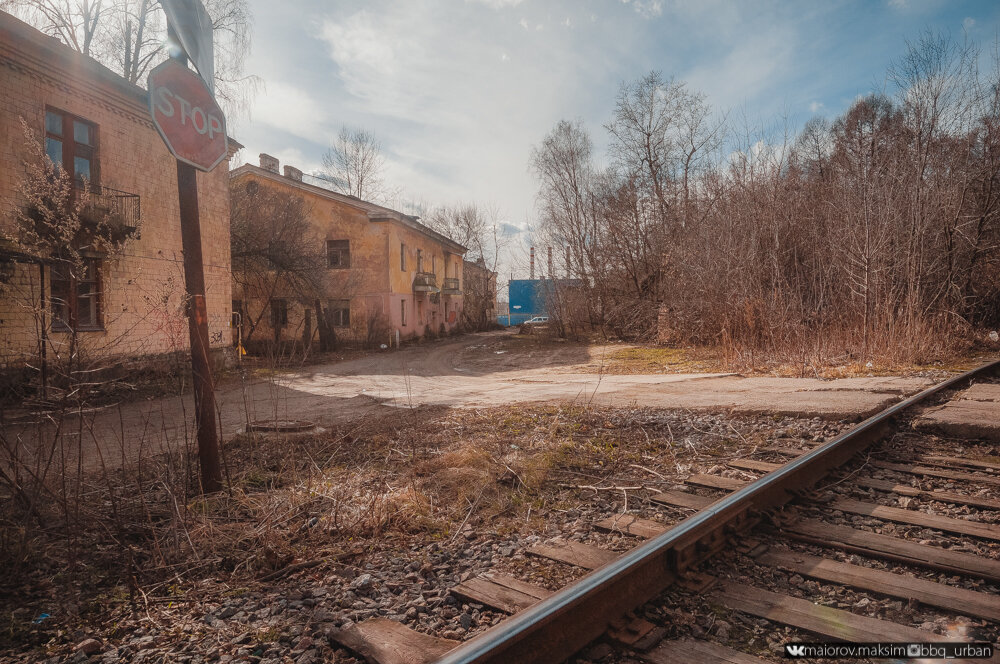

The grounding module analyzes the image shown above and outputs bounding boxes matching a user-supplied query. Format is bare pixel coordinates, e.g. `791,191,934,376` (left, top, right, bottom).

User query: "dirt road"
5,331,934,471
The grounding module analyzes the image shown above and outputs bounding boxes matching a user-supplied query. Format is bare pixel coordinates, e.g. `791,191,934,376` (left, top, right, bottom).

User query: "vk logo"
785,644,807,657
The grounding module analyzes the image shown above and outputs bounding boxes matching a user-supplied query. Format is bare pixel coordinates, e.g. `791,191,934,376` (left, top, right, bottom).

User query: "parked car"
525,316,549,324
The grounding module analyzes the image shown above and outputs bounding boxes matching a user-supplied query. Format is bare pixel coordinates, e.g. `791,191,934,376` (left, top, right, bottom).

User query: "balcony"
413,271,438,293
79,184,141,244
442,277,461,295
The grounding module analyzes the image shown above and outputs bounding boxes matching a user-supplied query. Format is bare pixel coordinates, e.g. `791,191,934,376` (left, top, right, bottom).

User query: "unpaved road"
5,331,934,471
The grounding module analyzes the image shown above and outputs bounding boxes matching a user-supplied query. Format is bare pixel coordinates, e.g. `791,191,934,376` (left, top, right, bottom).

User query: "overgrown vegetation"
1,403,790,654
532,32,1000,368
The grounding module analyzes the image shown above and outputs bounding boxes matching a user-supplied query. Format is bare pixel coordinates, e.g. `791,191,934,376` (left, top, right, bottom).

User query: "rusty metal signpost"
148,6,227,493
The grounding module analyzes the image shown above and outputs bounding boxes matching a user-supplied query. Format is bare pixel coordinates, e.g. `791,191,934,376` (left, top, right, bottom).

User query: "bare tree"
322,126,390,202
229,181,327,344
425,202,506,330
526,37,1000,363
2,0,259,119
1,0,109,56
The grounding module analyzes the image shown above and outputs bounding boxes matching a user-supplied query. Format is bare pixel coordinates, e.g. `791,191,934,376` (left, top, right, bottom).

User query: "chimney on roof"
283,165,302,181
259,153,279,173
529,247,535,280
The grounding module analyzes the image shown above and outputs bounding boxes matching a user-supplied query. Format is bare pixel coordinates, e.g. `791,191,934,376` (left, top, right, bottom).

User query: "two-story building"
229,155,467,348
0,10,236,374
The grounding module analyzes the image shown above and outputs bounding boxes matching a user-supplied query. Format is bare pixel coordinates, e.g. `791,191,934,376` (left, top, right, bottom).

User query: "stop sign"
147,59,228,172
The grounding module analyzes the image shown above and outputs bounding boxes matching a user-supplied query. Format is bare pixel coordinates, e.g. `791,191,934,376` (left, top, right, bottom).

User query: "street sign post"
147,50,226,493
148,59,228,171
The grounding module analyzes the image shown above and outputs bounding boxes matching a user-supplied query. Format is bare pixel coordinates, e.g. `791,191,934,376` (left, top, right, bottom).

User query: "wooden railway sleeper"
672,510,757,573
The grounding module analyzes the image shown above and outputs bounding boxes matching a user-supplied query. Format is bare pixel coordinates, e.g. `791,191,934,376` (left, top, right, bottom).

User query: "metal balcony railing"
413,271,438,293
80,184,141,239
442,277,461,294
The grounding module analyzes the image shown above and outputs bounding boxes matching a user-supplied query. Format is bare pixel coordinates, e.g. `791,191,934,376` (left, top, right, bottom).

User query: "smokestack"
530,247,535,280
283,165,302,181
547,247,553,279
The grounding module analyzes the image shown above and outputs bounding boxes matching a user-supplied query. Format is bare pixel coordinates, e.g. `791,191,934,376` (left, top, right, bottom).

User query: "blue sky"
234,0,1000,247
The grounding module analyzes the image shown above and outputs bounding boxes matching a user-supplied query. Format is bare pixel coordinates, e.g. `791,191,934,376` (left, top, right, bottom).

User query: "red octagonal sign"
148,59,228,172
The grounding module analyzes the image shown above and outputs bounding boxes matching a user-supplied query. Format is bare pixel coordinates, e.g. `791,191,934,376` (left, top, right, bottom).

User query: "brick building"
462,257,497,330
0,11,236,371
230,155,467,348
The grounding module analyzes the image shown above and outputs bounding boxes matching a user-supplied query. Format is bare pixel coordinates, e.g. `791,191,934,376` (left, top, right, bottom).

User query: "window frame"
326,239,351,269
45,107,99,186
400,299,407,327
50,257,103,332
328,299,351,328
400,243,406,271
270,298,288,328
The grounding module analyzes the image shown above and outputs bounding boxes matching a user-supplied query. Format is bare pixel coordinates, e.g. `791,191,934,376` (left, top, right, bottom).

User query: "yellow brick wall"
0,14,233,369
231,167,465,346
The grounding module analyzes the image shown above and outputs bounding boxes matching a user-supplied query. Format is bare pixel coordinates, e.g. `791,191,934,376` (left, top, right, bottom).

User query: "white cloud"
963,17,975,31
888,0,907,8
252,81,327,141
519,17,529,29
466,0,526,8
619,0,663,18
809,100,824,113
320,12,397,78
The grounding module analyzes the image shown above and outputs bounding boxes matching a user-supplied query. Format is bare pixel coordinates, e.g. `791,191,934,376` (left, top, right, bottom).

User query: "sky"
233,0,1000,277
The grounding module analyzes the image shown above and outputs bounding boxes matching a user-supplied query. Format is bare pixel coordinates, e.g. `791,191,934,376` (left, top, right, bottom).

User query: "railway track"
330,362,1000,664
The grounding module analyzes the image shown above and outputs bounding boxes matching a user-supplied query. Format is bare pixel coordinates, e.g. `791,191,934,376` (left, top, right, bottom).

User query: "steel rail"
434,359,1000,664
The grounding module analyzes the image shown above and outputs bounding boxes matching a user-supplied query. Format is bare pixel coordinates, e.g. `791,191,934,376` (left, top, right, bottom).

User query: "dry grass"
1,401,839,656
585,341,993,379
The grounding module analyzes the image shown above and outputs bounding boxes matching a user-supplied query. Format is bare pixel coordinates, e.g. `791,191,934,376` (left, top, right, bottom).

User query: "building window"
270,299,288,328
417,248,423,272
45,108,98,185
400,243,406,271
400,299,407,326
327,240,350,268
432,255,436,274
51,258,102,331
329,299,350,327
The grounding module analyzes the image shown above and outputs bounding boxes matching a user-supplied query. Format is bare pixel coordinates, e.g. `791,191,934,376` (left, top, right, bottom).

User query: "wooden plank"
854,477,1000,511
327,618,458,664
728,459,781,473
650,490,715,511
684,473,747,491
449,576,549,614
525,541,619,570
758,548,1000,623
595,515,670,539
922,454,1000,473
712,581,952,643
830,498,1000,541
870,460,1000,486
784,519,1000,583
643,639,767,664
482,573,553,601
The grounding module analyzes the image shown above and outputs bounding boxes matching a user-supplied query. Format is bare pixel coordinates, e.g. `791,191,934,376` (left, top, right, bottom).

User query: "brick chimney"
283,165,302,181
259,153,279,173
529,247,535,280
